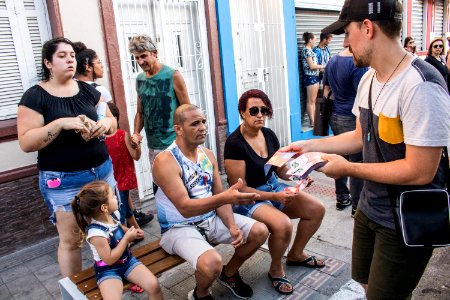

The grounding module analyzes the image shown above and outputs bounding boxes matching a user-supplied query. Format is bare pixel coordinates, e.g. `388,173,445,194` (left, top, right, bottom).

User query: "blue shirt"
323,55,368,116
313,46,331,65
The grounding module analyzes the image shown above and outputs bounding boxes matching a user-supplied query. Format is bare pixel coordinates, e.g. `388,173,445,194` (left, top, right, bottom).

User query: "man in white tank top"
152,104,269,300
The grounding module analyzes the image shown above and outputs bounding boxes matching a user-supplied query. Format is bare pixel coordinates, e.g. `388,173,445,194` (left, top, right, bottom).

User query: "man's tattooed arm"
43,131,57,143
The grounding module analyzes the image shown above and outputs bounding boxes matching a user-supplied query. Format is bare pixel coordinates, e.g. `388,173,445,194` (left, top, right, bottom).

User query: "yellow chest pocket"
378,113,404,144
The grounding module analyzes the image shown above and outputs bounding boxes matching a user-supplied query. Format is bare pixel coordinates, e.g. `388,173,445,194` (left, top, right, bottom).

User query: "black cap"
322,0,402,35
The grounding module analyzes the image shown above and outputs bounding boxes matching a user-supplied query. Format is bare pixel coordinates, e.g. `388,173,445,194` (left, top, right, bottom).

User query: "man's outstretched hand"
225,178,260,206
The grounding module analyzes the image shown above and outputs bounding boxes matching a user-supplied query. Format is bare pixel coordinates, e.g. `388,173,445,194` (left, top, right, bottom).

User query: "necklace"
367,53,407,142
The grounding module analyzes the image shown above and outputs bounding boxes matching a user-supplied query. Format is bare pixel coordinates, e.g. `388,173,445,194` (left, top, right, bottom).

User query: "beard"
350,46,372,68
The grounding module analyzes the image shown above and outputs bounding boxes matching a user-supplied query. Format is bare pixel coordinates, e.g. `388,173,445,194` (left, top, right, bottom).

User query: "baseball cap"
322,0,402,35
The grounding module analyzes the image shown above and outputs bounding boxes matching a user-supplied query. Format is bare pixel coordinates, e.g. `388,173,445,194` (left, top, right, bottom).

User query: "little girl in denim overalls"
71,180,162,300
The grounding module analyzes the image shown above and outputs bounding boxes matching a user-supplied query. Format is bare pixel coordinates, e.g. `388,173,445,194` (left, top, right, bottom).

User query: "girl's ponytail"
71,195,89,233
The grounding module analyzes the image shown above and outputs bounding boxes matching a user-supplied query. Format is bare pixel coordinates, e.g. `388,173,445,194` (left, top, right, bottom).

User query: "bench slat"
131,240,162,258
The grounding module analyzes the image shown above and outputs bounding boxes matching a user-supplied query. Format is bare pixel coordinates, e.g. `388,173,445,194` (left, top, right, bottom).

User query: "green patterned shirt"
136,65,179,149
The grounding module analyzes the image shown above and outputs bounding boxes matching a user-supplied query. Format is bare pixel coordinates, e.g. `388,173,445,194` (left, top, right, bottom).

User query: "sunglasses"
433,44,444,49
248,106,271,116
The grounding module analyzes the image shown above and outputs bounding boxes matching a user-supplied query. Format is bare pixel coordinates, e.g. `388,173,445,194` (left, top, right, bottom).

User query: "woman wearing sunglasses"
224,89,326,295
424,38,448,86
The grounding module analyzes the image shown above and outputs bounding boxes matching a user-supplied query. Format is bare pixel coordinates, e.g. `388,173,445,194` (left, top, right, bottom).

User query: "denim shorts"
39,159,116,224
94,256,141,285
233,173,287,217
303,75,319,87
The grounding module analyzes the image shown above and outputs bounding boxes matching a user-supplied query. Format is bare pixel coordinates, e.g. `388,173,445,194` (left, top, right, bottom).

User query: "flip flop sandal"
286,255,325,268
267,273,294,295
129,284,144,293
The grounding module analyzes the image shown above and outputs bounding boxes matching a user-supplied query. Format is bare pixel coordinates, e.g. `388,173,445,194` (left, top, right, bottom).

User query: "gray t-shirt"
352,58,450,229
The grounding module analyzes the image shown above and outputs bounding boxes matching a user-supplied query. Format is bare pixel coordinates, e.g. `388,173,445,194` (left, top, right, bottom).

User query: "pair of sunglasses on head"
248,106,271,116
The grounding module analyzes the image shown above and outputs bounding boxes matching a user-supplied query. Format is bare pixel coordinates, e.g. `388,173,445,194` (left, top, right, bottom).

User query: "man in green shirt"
129,34,190,164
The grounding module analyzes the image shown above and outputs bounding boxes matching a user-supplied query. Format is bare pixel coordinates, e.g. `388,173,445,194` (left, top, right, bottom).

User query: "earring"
49,69,54,80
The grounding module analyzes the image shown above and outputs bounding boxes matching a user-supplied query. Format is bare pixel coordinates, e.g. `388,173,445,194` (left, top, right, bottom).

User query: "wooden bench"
59,239,184,300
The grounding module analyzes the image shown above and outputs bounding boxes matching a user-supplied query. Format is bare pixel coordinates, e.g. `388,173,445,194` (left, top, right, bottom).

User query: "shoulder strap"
368,78,449,198
90,82,99,88
88,223,108,232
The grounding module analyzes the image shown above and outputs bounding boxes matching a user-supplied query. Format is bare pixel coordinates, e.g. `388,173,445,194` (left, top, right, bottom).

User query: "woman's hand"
58,117,89,132
90,118,112,139
274,191,296,206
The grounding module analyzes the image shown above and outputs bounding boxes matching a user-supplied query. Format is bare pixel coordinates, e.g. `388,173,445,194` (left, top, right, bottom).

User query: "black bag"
368,79,450,247
397,188,450,247
313,90,332,136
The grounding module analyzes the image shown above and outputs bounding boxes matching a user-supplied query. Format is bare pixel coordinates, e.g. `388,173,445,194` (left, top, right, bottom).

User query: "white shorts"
160,213,257,270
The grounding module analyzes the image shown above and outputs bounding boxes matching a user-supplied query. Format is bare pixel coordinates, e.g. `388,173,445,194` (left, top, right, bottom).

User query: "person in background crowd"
283,0,450,298
224,89,326,295
323,48,368,215
128,34,190,195
152,104,269,300
17,37,117,277
105,102,154,231
313,32,333,83
301,32,326,127
73,42,112,102
403,36,417,55
425,38,449,90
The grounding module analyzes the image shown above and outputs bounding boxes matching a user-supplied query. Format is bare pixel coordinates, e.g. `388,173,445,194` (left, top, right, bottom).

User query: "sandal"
267,273,294,295
129,284,144,293
286,255,325,268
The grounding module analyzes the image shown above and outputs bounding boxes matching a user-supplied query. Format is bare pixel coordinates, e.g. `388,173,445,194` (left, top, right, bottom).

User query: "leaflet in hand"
264,151,297,175
286,152,327,179
264,151,326,193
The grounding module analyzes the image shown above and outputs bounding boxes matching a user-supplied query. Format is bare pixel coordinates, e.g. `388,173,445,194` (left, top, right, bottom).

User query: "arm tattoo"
43,131,57,143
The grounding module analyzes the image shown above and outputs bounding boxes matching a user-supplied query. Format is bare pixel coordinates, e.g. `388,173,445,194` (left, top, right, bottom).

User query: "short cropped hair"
174,104,201,125
320,33,332,41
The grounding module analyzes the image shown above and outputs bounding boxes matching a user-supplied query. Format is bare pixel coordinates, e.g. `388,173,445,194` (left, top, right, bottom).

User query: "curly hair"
238,89,273,119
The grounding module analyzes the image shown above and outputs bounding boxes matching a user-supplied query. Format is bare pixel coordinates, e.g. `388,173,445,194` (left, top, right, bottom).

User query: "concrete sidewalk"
0,172,448,299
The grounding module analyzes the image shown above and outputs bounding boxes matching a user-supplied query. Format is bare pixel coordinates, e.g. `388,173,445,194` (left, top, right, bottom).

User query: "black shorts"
352,209,433,299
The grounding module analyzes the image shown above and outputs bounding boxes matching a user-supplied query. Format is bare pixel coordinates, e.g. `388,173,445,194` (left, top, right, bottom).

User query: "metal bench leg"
59,277,88,300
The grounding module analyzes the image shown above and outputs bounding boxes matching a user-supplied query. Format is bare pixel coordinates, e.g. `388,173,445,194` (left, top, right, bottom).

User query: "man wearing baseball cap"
282,0,450,298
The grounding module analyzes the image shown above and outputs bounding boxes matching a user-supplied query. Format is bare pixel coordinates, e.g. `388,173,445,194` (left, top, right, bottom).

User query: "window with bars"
0,0,51,121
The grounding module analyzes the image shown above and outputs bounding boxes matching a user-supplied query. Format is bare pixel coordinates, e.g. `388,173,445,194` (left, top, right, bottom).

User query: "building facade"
0,0,448,255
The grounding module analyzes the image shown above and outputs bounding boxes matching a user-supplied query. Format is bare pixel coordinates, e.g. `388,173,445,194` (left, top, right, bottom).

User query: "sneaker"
217,267,253,299
336,194,352,210
351,207,357,218
188,287,214,300
134,209,154,227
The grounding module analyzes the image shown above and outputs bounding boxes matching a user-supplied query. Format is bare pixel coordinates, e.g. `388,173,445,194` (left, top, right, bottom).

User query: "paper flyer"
264,151,326,193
